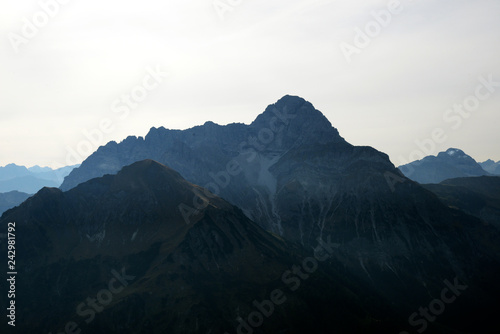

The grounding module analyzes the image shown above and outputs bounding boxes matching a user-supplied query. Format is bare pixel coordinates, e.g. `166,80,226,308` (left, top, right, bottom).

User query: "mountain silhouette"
398,148,490,184
55,96,500,332
4,96,500,332
0,190,30,215
480,159,500,175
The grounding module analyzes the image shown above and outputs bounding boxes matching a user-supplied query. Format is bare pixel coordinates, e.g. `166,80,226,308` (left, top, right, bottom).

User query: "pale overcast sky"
1,0,499,168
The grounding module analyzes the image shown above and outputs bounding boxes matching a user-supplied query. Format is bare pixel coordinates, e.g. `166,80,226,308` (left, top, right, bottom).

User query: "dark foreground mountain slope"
423,176,500,230
1,160,413,334
398,148,490,184
56,97,500,332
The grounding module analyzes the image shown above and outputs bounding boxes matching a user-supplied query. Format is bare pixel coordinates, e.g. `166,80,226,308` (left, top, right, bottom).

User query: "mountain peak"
255,95,327,123
1,163,28,170
103,159,231,218
120,159,177,176
479,159,500,175
400,148,489,183
251,95,344,145
110,159,190,193
443,148,467,157
8,159,228,236
437,148,480,164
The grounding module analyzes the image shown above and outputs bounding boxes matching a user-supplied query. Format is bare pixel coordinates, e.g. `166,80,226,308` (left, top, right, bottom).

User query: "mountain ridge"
61,95,349,192
480,159,500,175
0,190,31,216
398,148,490,184
0,163,78,193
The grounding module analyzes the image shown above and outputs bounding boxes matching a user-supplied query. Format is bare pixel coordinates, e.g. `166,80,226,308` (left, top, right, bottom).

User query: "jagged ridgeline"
1,96,499,333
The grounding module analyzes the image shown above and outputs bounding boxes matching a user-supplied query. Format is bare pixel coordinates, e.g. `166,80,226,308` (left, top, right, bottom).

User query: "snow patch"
131,229,139,241
255,153,284,235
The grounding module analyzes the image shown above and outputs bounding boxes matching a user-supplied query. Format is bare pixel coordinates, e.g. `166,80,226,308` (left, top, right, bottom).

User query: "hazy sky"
1,0,499,168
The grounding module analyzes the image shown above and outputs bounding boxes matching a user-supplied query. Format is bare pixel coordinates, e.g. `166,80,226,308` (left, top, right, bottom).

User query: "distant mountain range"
0,163,78,193
398,148,490,184
480,159,500,175
0,163,78,215
0,191,30,215
2,96,500,333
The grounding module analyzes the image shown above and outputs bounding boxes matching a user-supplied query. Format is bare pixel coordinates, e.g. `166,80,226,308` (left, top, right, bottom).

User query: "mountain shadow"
1,160,417,334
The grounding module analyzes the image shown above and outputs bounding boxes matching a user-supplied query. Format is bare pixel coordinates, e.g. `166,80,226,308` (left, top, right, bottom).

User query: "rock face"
423,176,500,230
60,96,394,243
56,96,500,333
480,159,500,175
398,148,490,184
0,160,406,334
